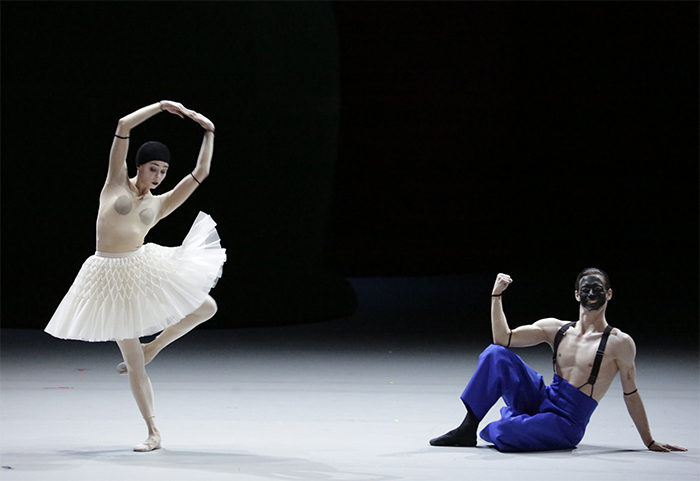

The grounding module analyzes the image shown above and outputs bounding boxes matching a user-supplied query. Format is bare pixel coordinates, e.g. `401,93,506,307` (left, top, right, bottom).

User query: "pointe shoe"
134,434,162,452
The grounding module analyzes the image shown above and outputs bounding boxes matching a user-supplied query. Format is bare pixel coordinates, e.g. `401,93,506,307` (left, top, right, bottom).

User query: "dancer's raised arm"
159,112,215,219
107,101,191,185
491,273,561,348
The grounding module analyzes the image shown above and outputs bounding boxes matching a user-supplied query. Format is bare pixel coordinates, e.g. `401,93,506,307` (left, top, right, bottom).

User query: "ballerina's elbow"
194,169,211,182
116,118,132,133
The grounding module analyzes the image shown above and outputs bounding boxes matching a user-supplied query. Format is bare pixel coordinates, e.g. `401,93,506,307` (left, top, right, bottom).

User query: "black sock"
456,406,479,436
429,405,480,446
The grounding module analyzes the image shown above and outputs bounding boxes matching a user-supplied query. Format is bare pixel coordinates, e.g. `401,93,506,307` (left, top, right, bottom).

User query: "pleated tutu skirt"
45,212,226,342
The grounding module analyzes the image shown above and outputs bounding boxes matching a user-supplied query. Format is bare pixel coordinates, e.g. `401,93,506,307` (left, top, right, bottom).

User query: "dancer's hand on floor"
648,440,687,452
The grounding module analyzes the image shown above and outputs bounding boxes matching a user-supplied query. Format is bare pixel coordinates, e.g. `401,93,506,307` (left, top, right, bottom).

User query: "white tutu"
45,212,226,342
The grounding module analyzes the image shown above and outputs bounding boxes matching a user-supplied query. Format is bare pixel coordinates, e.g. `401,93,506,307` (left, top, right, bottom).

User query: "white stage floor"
2,276,698,480
2,326,697,481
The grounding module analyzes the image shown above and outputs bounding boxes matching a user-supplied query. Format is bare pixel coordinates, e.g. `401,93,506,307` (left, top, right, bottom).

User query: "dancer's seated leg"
430,344,545,448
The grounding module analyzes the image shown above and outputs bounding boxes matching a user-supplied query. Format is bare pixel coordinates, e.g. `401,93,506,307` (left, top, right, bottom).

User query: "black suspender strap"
552,321,576,372
586,325,614,386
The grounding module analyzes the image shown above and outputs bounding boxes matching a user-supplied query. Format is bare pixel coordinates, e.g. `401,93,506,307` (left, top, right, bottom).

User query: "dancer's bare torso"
550,320,628,402
96,174,164,253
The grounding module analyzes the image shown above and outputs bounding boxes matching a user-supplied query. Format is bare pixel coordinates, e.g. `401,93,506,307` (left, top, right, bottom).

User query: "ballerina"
45,100,226,452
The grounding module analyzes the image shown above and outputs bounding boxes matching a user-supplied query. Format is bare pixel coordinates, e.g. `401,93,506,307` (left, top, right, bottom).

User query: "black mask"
578,276,607,311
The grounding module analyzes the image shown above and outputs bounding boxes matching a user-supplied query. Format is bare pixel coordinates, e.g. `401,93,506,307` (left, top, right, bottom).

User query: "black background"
2,2,698,346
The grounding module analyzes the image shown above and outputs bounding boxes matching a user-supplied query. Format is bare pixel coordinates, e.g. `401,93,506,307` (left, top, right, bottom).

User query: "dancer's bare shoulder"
606,327,636,364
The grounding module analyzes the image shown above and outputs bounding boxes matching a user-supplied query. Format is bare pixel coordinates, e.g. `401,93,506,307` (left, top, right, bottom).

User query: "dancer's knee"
199,296,218,319
481,344,509,360
127,362,148,379
478,344,518,371
116,339,148,375
117,339,143,363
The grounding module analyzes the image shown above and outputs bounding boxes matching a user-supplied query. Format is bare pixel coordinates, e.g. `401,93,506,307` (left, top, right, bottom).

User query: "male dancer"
429,269,686,452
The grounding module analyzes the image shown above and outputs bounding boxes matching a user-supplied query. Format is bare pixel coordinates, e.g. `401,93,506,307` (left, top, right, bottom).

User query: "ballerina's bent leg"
118,296,218,374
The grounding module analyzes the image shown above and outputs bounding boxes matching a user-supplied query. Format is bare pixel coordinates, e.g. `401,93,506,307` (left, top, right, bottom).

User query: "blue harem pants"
460,344,598,452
